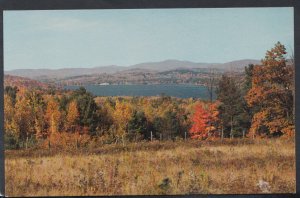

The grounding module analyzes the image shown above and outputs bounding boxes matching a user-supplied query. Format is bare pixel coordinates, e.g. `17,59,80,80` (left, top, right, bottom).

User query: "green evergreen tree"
70,87,98,135
128,111,148,141
216,75,247,138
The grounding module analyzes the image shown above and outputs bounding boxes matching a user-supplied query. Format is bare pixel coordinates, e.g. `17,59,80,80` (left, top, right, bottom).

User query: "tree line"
3,42,294,149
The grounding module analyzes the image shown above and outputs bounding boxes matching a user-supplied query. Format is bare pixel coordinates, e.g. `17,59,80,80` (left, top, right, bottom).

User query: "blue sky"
4,8,294,70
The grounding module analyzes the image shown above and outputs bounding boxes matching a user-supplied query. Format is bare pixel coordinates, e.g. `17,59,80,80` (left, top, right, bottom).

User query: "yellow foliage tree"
45,98,61,137
12,97,35,148
26,91,45,139
113,100,133,144
66,100,79,132
4,94,15,134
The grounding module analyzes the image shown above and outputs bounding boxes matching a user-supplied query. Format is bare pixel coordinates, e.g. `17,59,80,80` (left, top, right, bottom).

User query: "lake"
64,84,215,99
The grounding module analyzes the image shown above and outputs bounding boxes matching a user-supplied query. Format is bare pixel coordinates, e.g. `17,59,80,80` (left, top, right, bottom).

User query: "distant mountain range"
5,59,261,80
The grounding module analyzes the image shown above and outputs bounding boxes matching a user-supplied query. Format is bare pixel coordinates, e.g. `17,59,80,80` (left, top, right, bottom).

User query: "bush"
4,133,19,150
4,133,38,150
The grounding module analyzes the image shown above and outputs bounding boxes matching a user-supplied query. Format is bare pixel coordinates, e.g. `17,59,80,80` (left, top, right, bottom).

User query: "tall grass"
5,138,295,196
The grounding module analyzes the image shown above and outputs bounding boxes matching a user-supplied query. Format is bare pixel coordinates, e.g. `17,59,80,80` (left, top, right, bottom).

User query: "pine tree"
70,87,98,135
128,111,148,141
216,75,245,138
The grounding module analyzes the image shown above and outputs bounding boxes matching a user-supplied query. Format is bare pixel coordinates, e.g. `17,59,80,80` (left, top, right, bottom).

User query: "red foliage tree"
189,103,210,139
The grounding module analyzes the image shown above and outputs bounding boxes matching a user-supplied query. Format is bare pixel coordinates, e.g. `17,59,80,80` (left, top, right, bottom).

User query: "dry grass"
5,138,295,196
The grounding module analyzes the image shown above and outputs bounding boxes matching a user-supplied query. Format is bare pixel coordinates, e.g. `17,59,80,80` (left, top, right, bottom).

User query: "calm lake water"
65,84,215,99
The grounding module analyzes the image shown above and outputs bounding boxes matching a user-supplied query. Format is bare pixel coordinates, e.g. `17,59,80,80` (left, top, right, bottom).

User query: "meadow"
5,138,295,196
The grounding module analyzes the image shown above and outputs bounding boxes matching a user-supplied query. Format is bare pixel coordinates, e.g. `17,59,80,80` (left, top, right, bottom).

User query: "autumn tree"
12,96,35,148
26,91,46,139
113,99,133,144
189,103,210,139
4,94,14,133
93,100,114,137
143,99,156,123
45,98,61,137
66,100,79,132
5,86,18,106
4,94,18,148
246,42,294,137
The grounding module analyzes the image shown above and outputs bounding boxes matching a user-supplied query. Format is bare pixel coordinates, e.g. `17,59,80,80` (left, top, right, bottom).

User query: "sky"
4,8,294,70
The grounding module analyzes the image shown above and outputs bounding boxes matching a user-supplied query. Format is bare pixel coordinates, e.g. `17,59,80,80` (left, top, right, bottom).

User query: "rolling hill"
5,59,261,80
4,75,52,90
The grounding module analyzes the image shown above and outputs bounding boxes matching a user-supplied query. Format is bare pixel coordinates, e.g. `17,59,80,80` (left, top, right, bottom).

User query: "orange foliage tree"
245,42,294,137
189,103,210,139
189,101,220,140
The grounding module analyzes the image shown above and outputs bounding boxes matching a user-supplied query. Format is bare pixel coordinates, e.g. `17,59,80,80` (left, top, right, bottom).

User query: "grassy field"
5,138,295,196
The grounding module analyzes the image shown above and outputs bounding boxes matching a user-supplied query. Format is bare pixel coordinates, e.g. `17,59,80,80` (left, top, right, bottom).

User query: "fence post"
221,126,224,143
25,136,28,149
151,131,153,141
48,140,51,150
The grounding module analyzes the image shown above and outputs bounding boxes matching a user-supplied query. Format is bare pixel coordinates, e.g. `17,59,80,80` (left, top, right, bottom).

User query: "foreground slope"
5,139,295,196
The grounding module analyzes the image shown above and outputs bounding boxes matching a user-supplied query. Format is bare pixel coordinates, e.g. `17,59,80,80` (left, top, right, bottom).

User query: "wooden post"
185,132,187,141
25,136,28,149
48,140,51,150
242,129,245,139
221,125,224,142
230,116,233,139
160,133,162,141
151,131,153,141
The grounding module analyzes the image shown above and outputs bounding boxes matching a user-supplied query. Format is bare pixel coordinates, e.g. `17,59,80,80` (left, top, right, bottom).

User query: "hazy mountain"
5,59,261,80
217,59,261,70
128,59,220,71
5,65,126,80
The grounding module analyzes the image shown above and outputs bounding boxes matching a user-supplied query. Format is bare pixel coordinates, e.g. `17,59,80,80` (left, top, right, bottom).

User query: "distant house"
99,82,109,85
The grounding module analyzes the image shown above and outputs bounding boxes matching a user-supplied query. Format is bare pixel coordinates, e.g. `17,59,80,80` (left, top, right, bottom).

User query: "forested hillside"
4,75,53,90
